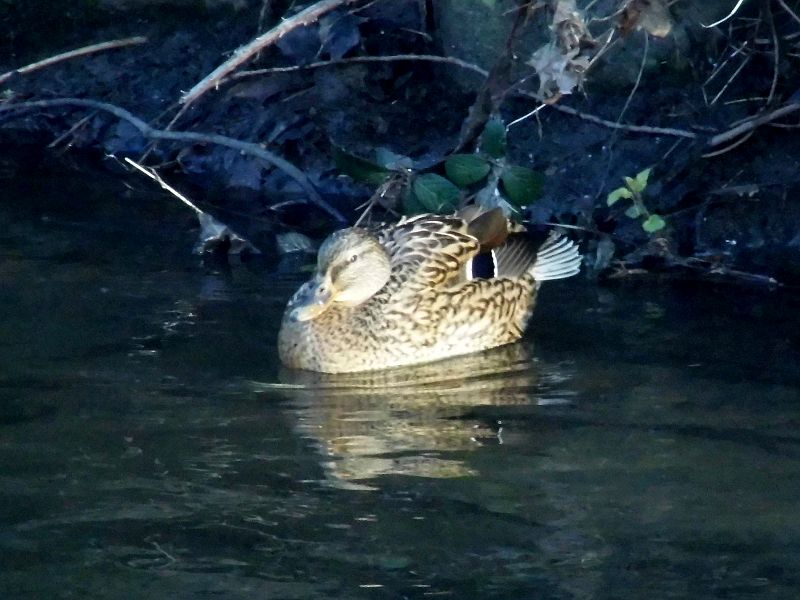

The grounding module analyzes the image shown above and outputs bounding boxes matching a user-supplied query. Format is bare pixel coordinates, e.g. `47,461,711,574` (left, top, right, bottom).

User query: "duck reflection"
256,342,575,488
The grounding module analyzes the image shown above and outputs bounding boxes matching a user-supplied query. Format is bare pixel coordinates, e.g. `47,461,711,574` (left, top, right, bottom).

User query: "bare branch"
620,31,648,124
234,50,701,141
124,157,204,215
0,98,347,223
47,111,97,148
515,89,699,139
0,37,147,86
707,102,800,148
701,0,748,29
702,130,754,158
180,0,360,106
766,2,779,107
775,0,800,28
231,53,490,81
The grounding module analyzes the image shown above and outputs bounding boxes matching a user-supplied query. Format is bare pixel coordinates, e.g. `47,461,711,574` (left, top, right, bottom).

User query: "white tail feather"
530,232,581,281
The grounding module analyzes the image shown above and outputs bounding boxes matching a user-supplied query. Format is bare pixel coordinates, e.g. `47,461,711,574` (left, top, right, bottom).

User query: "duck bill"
289,276,334,322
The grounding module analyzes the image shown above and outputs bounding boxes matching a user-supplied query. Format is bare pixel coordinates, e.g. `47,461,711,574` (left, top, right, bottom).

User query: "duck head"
289,227,391,322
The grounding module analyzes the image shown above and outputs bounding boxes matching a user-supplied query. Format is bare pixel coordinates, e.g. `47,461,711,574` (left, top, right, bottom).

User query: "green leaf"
642,214,666,233
412,173,461,213
624,204,642,218
623,176,637,191
332,145,391,186
401,187,426,215
444,154,491,187
633,167,651,193
479,118,507,158
607,186,634,205
500,165,545,208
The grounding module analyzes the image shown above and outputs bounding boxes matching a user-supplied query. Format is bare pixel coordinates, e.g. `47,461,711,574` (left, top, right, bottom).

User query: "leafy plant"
413,173,460,212
606,167,666,233
479,117,507,159
332,145,393,186
500,165,544,208
442,118,545,213
333,118,546,217
444,154,491,186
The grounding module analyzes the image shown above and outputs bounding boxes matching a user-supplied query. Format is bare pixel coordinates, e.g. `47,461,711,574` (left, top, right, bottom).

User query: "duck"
278,207,581,373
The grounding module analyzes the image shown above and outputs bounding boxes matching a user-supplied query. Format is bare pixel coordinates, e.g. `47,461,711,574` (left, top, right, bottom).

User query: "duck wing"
378,209,510,289
467,230,582,281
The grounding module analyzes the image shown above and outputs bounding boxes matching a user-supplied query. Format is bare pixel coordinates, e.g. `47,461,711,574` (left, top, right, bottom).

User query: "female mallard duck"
278,208,581,373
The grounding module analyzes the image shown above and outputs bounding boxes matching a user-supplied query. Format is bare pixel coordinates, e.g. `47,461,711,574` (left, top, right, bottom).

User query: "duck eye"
349,254,358,263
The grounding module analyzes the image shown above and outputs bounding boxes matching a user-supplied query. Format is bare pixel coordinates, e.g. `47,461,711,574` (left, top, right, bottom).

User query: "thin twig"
515,89,699,139
661,137,685,161
775,0,800,27
180,0,360,106
231,53,489,81
47,111,97,148
702,41,749,92
586,28,619,70
707,102,800,147
0,98,346,222
588,4,626,23
702,130,754,158
353,195,378,227
709,52,751,106
0,36,147,85
353,175,404,226
614,30,648,138
236,52,699,140
723,96,769,106
455,1,532,152
702,0,748,28
590,30,649,213
766,1,779,106
507,103,546,129
124,157,203,214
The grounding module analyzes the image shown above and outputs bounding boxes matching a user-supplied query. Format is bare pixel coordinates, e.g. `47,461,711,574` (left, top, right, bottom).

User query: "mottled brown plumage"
278,210,581,373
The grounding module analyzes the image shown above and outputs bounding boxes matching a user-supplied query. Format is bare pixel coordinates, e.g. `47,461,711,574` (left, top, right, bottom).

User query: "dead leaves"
528,45,591,101
195,212,261,256
552,0,593,53
620,0,673,38
528,0,594,100
124,157,260,257
527,0,673,101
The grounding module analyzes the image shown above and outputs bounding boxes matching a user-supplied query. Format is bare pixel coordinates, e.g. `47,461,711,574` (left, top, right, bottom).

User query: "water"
1,165,800,599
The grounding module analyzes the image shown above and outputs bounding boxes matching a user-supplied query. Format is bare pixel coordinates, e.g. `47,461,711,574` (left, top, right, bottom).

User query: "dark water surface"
2,168,800,599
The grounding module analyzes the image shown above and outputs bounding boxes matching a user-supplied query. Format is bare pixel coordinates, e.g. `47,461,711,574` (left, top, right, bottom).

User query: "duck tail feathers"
530,232,581,281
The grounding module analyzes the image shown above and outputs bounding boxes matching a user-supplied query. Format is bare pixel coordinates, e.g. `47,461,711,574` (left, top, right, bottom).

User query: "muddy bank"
1,0,799,284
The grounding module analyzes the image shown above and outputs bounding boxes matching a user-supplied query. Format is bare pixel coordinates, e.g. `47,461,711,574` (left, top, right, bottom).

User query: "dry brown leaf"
195,212,261,255
552,0,593,52
528,44,590,98
527,0,594,100
620,0,673,38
